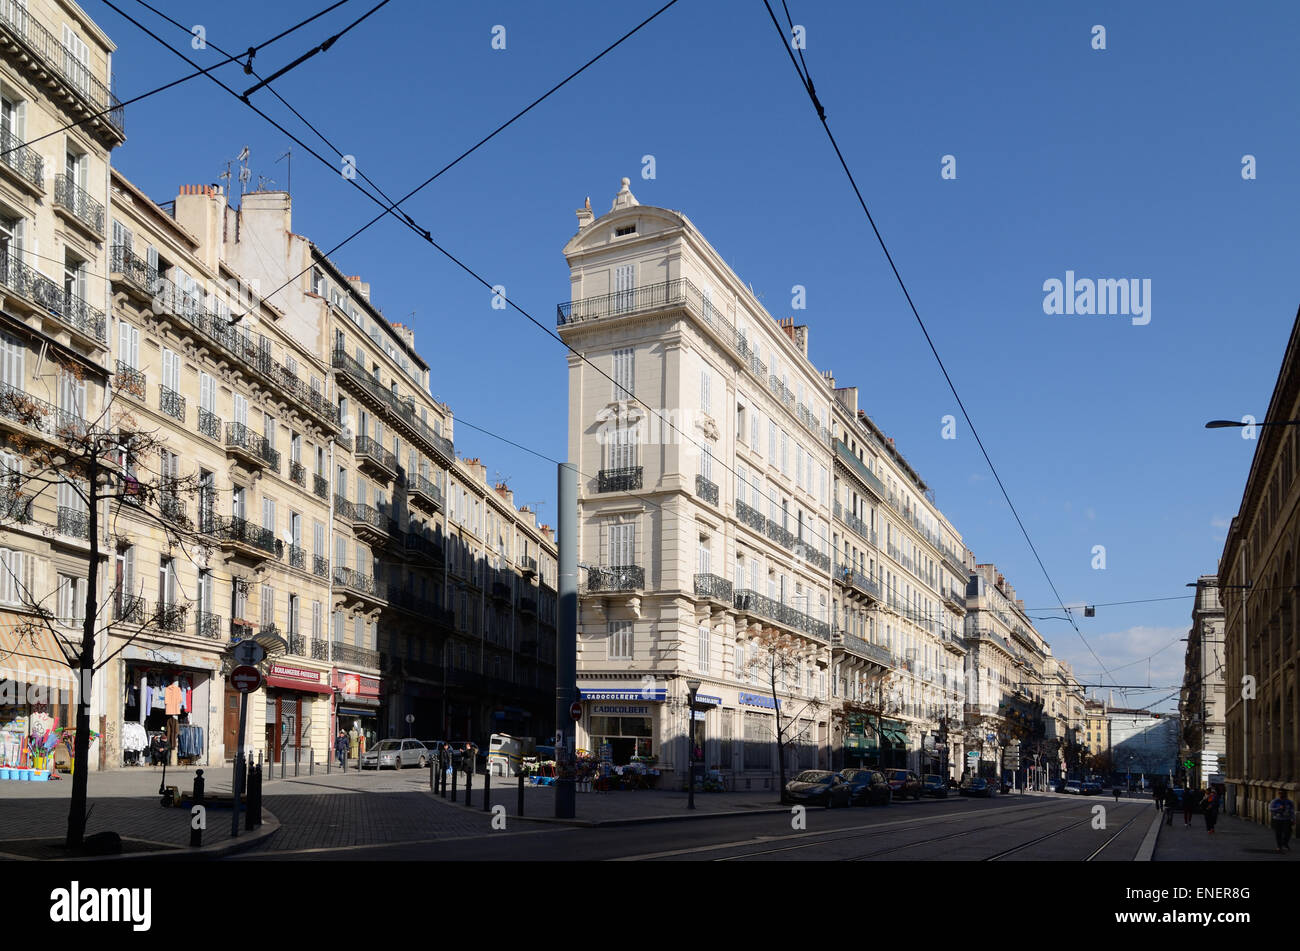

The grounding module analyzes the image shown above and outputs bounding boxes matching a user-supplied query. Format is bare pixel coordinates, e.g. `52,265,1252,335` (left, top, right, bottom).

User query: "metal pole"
483,763,491,812
190,769,204,848
555,462,578,819
231,690,248,837
518,768,525,816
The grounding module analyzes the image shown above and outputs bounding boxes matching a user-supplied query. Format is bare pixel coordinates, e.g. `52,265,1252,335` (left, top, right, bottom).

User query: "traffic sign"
232,640,266,665
230,665,262,693
405,714,415,724
569,701,582,721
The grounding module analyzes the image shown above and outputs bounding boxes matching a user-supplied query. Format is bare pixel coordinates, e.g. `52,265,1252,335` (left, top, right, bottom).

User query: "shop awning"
883,728,908,747
0,612,78,689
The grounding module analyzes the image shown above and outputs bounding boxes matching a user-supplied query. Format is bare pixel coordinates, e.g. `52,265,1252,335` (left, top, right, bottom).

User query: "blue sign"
739,692,781,710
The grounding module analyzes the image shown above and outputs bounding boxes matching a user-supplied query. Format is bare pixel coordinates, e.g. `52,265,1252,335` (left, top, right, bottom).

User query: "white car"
361,738,429,769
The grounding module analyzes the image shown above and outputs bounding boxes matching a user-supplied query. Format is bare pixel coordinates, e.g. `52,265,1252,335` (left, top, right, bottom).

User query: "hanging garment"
120,722,148,753
164,682,181,716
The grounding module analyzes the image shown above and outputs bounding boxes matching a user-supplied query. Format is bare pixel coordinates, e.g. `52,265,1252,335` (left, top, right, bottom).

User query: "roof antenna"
276,149,292,196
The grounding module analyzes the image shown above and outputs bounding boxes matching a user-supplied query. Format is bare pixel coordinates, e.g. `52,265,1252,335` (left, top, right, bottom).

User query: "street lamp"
1205,419,1300,429
686,677,701,810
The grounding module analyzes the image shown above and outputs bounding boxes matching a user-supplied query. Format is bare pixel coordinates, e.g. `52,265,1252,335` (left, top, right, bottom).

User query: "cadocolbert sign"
333,670,380,701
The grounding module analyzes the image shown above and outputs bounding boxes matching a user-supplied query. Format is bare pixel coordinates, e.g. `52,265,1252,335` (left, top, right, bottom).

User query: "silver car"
361,738,429,770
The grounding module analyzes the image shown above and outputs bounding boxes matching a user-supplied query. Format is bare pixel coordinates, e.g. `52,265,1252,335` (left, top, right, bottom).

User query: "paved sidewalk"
1153,811,1297,861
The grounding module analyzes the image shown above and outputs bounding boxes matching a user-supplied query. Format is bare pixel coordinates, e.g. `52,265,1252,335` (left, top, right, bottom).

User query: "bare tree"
746,626,824,800
0,367,211,849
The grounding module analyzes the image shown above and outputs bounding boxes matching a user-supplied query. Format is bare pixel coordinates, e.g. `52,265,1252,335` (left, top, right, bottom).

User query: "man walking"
1269,789,1295,853
1183,787,1200,827
335,730,348,769
1164,785,1178,826
1204,788,1220,835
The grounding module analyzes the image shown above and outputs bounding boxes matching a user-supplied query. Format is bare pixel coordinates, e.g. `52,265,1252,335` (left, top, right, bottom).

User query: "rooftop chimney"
575,195,594,230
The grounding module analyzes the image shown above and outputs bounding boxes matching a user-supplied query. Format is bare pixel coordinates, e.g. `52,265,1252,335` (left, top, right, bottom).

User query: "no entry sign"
231,665,262,693
569,701,582,721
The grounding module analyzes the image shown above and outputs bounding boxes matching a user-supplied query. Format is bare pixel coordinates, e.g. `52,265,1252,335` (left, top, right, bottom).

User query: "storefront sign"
579,688,666,701
334,670,380,702
694,694,722,706
591,704,650,716
739,692,780,710
267,663,330,692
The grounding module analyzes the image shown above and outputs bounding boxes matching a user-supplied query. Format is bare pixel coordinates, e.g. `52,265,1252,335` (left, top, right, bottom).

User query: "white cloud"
1210,516,1230,530
1054,624,1187,712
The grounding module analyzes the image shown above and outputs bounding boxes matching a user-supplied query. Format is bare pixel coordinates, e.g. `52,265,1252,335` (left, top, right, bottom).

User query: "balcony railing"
213,515,276,554
287,544,306,570
407,471,443,510
230,618,256,641
0,381,89,440
0,253,107,344
153,601,187,633
333,494,352,520
734,589,830,640
311,637,330,661
831,630,894,666
225,422,280,470
0,125,43,189
765,518,796,550
288,633,307,656
57,505,88,539
354,433,397,476
598,466,642,493
195,611,222,640
313,554,329,578
110,245,155,297
834,439,886,499
518,554,537,575
113,594,145,623
348,500,388,537
313,473,329,500
835,562,882,600
197,408,221,441
0,3,124,135
736,499,766,534
834,502,877,547
53,173,104,234
793,540,831,573
159,490,187,524
158,385,185,422
693,573,733,602
332,641,379,669
331,348,451,462
289,460,306,487
333,566,377,596
114,360,145,400
585,565,644,592
695,474,719,506
0,483,31,523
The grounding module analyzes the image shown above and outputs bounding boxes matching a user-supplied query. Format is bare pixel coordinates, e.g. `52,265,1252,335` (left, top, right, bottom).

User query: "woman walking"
1204,788,1220,835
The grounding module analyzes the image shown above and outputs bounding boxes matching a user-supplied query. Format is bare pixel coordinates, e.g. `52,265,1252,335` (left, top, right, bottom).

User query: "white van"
488,734,535,777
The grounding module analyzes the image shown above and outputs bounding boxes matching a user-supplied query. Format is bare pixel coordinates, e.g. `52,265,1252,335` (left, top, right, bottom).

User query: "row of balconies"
331,348,453,467
834,439,886,500
831,629,895,667
834,501,878,547
0,253,106,344
834,561,882,600
734,588,831,640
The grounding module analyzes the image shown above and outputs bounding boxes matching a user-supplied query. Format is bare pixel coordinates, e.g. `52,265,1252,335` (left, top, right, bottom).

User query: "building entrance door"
223,687,241,760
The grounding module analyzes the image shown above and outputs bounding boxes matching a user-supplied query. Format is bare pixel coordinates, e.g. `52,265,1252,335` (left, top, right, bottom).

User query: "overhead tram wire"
758,0,1118,688
240,0,394,98
0,0,358,160
122,0,683,327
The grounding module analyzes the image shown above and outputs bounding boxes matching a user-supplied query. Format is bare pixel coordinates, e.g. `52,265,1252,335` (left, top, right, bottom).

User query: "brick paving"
1154,810,1298,861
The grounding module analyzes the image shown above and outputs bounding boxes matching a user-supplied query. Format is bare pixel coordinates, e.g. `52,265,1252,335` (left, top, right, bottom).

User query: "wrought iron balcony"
0,254,104,343
213,515,276,555
331,348,450,463
518,554,537,576
110,245,156,298
0,125,42,189
113,594,146,623
354,433,397,480
115,360,145,400
333,494,352,520
288,633,307,656
287,544,306,570
57,505,88,539
733,588,830,640
793,540,831,573
195,611,222,640
197,408,221,441
313,554,329,578
230,618,256,641
153,601,187,633
598,466,642,493
404,531,443,563
768,375,795,410
695,474,719,506
834,501,877,546
407,471,443,512
54,174,104,234
332,641,379,669
333,566,377,595
491,581,512,602
735,499,766,534
335,430,353,452
347,500,388,542
158,490,187,525
289,460,306,487
0,483,31,523
765,518,796,551
158,385,185,422
585,565,644,592
693,573,733,602
311,637,331,661
0,382,88,441
225,422,280,470
831,629,894,667
313,473,329,500
0,3,124,136
835,561,882,600
834,439,886,499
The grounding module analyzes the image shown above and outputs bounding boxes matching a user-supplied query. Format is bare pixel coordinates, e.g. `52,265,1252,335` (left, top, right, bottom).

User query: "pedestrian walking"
1164,786,1177,826
1112,784,1121,803
334,730,348,769
1154,781,1164,812
1269,789,1295,853
1204,788,1220,834
1184,787,1200,827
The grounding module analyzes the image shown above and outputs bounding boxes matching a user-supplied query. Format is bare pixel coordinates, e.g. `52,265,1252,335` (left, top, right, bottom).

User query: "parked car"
839,768,891,806
361,738,430,770
922,774,949,798
960,776,996,798
1059,780,1083,795
883,769,923,801
1082,781,1102,795
785,770,853,808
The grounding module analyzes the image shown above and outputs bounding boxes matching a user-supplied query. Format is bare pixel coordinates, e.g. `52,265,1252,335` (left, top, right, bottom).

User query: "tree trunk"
66,466,98,850
771,661,786,801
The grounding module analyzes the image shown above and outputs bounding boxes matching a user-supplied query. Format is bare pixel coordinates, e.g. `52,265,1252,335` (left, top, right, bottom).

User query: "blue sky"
97,1,1300,710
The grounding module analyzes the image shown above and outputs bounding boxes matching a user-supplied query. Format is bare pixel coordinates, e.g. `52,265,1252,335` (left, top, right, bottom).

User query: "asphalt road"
236,793,1154,861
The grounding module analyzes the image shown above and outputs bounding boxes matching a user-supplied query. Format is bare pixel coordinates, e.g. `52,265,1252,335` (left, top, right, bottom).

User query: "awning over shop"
0,612,78,689
883,728,908,747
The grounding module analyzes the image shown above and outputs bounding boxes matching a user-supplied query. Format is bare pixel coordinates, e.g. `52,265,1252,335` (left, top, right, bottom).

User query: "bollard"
483,766,491,812
309,747,315,776
451,763,458,801
440,756,448,798
230,753,244,838
518,770,525,817
280,748,286,779
294,746,300,778
246,753,256,831
256,761,264,826
466,761,473,807
190,769,205,848
429,753,436,792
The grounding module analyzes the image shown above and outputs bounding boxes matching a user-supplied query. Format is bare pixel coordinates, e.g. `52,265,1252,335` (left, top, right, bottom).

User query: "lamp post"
686,678,701,809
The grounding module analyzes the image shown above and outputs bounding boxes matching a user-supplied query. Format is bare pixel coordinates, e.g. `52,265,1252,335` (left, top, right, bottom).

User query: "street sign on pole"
569,701,582,721
230,665,262,693
232,640,265,666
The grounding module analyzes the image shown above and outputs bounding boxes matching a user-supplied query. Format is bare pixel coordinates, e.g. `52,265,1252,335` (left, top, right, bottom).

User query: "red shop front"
263,662,333,764
332,669,382,749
